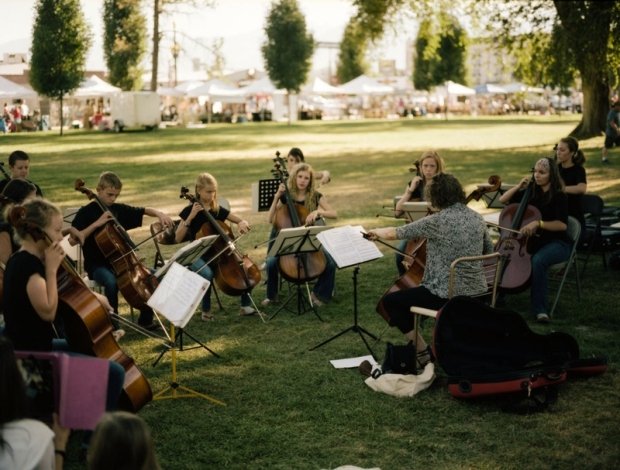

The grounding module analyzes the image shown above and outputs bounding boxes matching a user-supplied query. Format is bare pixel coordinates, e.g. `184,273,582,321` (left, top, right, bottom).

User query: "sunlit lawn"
1,115,619,469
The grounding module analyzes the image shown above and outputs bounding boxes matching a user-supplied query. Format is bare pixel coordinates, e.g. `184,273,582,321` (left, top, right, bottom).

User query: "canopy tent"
156,86,186,97
504,82,545,94
0,76,37,99
72,75,121,97
302,77,341,95
337,74,394,95
475,83,508,94
185,78,246,102
240,76,279,95
174,80,205,94
444,80,476,96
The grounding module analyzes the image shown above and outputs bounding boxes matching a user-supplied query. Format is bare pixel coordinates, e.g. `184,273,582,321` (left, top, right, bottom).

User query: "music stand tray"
267,225,330,320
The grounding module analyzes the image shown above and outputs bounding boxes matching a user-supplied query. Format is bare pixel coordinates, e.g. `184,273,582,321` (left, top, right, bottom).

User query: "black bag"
382,341,419,374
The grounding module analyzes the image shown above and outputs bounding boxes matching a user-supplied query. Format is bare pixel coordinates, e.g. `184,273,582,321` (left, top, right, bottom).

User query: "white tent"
338,74,394,95
475,83,508,94
302,77,341,95
444,80,476,96
240,77,279,95
72,75,121,97
185,79,246,102
0,76,37,99
174,80,205,94
157,86,186,97
504,82,545,94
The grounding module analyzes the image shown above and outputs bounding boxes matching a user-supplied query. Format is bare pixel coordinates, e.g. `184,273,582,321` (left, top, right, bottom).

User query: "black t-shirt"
3,250,54,351
559,165,587,227
511,189,570,247
71,201,145,274
179,203,230,261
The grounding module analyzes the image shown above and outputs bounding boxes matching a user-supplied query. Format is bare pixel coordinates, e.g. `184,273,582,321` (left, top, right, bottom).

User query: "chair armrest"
410,306,438,318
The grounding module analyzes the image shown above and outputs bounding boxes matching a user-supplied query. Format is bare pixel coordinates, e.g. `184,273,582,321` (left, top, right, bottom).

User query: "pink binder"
15,351,108,430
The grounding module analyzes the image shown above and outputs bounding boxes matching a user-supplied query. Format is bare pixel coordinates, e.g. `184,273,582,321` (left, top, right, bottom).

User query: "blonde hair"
195,172,219,212
97,171,122,190
288,163,318,211
417,150,445,176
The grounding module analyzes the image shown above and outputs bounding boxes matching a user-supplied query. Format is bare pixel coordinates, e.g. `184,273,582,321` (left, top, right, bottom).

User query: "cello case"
430,296,607,399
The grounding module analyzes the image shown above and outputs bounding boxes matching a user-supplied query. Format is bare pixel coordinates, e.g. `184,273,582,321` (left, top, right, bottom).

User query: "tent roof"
157,86,186,97
444,80,476,96
475,83,508,94
0,75,37,99
239,76,280,95
185,79,246,102
337,74,394,95
302,77,341,95
72,75,121,97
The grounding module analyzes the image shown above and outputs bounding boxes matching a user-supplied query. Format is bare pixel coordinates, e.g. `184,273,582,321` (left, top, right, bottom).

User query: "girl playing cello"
393,150,445,275
262,163,337,307
175,172,256,320
499,157,570,323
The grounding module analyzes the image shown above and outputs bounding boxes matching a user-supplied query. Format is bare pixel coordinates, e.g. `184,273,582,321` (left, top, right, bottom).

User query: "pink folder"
15,351,108,430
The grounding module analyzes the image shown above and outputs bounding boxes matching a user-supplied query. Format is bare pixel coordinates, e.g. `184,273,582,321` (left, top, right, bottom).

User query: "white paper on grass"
330,355,378,369
147,262,210,328
316,225,383,269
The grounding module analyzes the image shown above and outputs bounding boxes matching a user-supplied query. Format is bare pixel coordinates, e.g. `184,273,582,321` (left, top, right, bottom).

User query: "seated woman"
263,162,337,307
366,173,493,367
555,136,587,242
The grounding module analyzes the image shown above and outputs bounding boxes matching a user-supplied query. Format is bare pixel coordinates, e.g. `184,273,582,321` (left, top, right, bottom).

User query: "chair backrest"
447,252,503,307
581,194,604,218
566,215,581,246
150,221,180,269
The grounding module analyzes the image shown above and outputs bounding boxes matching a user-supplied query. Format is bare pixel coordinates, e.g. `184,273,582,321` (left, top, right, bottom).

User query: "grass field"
1,115,619,469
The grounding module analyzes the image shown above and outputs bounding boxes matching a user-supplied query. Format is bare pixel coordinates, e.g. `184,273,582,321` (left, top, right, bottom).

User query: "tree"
104,0,147,91
413,14,468,90
30,0,92,135
262,0,315,124
336,20,368,83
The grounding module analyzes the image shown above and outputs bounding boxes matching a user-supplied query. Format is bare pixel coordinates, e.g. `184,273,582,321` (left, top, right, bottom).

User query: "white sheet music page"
316,225,383,268
147,262,210,328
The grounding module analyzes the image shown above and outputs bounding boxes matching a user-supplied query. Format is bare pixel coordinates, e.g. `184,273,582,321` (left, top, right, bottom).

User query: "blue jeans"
90,265,154,326
190,257,251,311
265,250,336,302
530,240,571,315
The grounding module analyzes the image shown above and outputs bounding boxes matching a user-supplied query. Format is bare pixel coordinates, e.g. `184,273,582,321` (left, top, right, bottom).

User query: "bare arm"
499,177,529,205
305,195,337,225
27,242,64,322
227,212,250,234
394,177,423,217
564,182,587,195
144,207,173,227
0,232,11,266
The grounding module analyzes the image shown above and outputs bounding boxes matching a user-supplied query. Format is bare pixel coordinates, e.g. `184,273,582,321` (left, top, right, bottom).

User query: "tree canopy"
104,0,147,91
336,20,368,84
262,0,314,93
30,0,91,134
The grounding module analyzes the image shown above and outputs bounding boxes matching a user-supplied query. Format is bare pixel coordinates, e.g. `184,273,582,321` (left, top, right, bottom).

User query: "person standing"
602,100,620,164
556,137,587,241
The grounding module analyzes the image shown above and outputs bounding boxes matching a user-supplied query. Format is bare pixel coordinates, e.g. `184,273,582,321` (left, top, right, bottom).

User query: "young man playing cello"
71,171,173,331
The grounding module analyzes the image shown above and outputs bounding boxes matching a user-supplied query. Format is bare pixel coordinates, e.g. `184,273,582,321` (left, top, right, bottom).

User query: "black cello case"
430,296,607,399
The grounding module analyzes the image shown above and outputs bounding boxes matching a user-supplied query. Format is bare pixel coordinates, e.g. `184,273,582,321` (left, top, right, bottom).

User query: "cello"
270,152,327,283
8,206,152,412
179,186,261,296
74,179,158,310
493,171,541,292
375,175,502,323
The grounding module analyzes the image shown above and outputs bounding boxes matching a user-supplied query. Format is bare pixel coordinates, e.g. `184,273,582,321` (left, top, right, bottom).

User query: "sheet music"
147,262,210,328
316,225,383,268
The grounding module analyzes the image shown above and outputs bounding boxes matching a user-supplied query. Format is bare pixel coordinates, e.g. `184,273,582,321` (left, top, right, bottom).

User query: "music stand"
400,201,432,223
148,262,225,405
267,225,330,321
480,184,515,209
309,225,383,356
251,178,280,212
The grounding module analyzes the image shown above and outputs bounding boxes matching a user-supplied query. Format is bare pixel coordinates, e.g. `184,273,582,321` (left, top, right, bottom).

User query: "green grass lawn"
2,116,619,469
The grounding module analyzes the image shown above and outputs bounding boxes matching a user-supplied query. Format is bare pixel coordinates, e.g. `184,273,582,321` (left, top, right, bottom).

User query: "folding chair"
410,252,504,337
548,216,581,317
579,194,620,277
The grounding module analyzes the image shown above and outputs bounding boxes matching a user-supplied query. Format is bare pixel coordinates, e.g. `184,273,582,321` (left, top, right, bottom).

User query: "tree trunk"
59,94,64,136
571,74,609,139
150,0,160,92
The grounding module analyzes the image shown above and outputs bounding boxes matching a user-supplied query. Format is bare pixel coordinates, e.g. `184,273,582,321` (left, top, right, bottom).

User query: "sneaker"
310,292,325,307
261,298,274,306
239,306,256,316
201,311,214,321
112,329,125,341
536,313,550,323
602,158,610,164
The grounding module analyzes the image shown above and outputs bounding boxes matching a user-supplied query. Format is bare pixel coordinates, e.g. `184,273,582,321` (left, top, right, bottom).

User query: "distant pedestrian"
602,100,620,164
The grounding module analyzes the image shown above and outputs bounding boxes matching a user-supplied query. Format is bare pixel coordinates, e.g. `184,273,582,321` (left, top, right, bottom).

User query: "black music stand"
480,184,515,209
267,225,329,321
309,225,383,356
252,178,280,212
